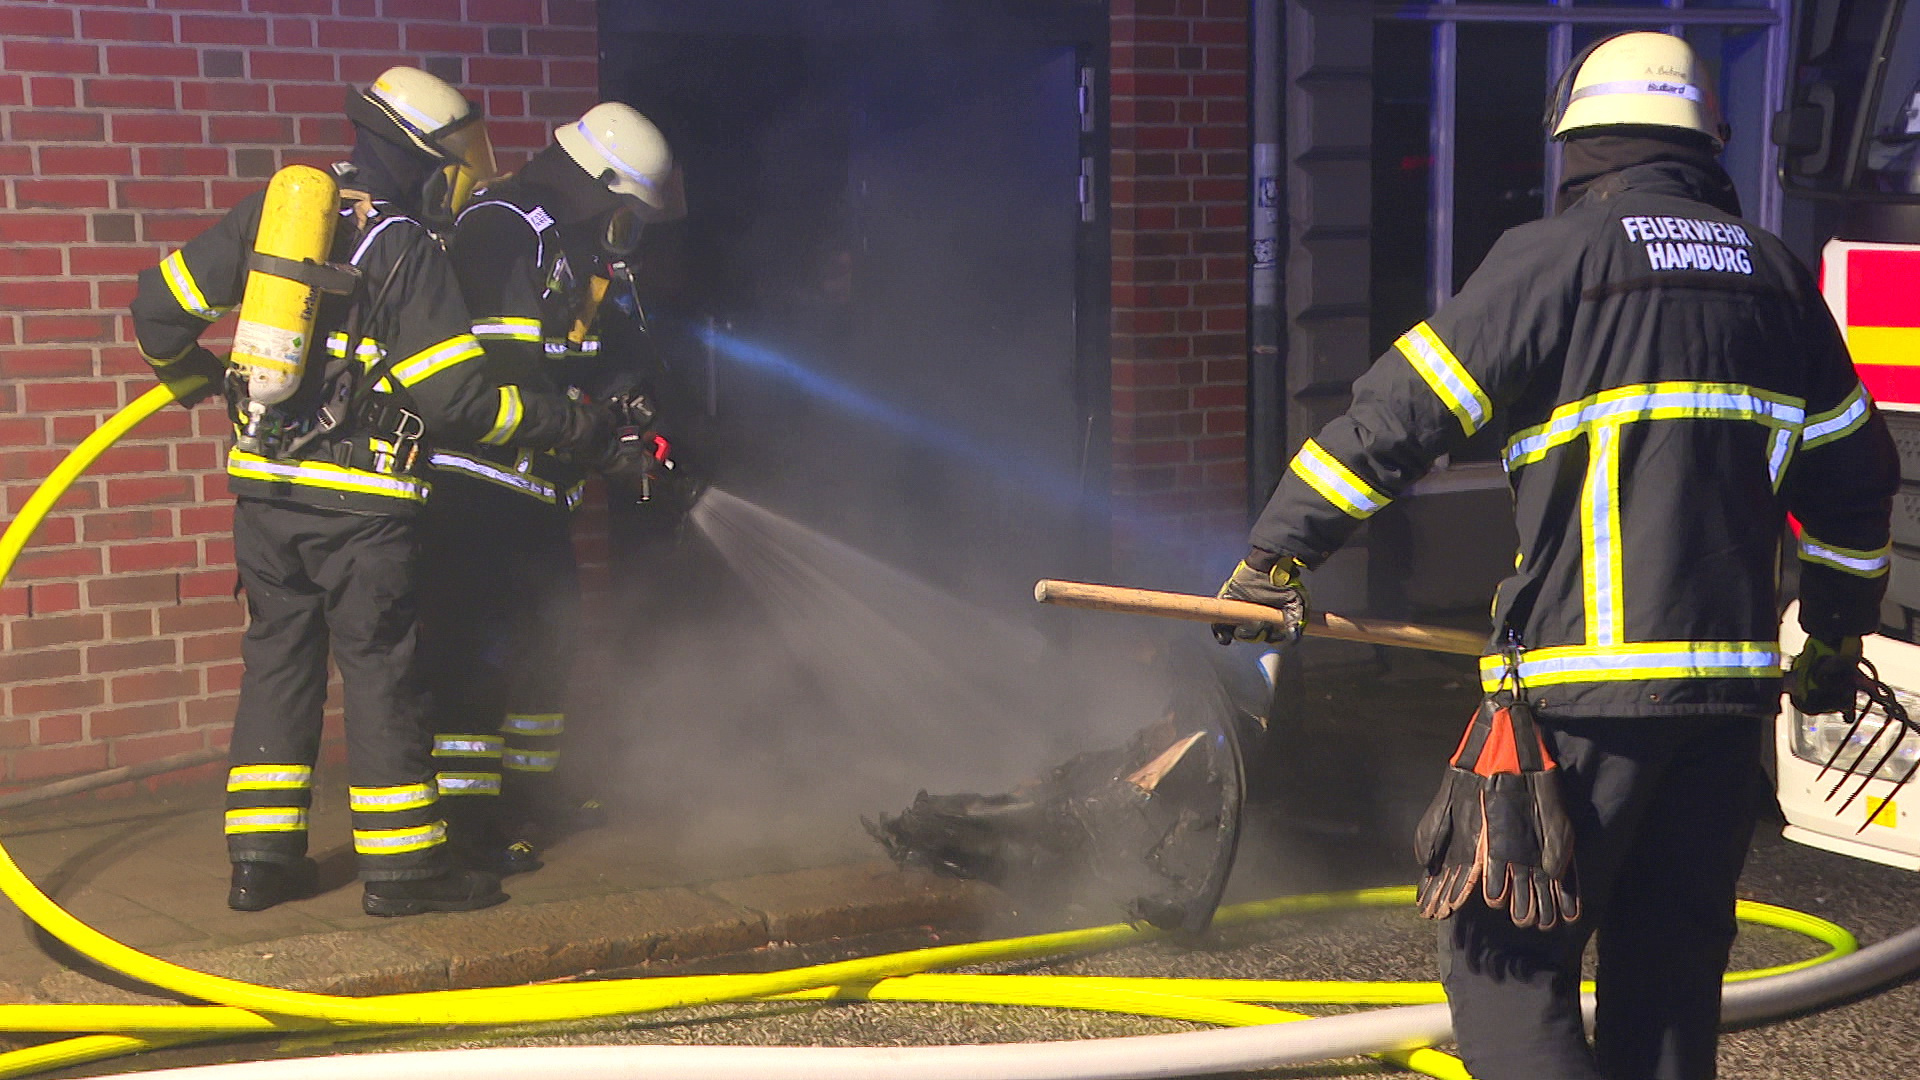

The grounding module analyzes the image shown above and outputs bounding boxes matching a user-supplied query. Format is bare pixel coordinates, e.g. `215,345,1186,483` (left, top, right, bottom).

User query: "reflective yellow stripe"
1478,641,1783,689
227,764,313,792
1395,322,1491,435
160,250,225,321
1581,423,1626,645
1288,438,1389,520
435,772,502,796
1505,382,1805,469
480,385,525,446
389,334,484,387
353,820,447,855
228,448,429,502
225,808,308,834
432,736,504,758
323,332,386,364
472,316,542,341
503,749,559,773
502,713,565,736
1802,383,1872,449
1799,533,1892,578
348,783,436,813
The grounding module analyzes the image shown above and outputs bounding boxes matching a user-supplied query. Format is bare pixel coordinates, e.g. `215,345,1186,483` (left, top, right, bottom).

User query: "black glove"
1413,690,1579,930
1787,636,1864,715
555,400,618,464
600,432,670,491
1212,556,1308,645
154,346,226,409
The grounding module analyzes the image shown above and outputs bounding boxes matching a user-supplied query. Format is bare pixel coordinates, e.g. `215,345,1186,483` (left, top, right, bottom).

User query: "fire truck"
1773,0,1920,867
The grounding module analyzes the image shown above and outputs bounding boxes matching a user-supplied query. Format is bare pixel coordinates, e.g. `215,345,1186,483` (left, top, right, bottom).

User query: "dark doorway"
600,0,1107,605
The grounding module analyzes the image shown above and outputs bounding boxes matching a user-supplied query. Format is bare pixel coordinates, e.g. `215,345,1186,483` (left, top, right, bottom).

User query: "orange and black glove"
1212,555,1308,645
1414,690,1579,930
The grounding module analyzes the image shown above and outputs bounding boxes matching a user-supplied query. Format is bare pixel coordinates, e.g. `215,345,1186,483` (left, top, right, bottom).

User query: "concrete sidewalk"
0,777,1003,1007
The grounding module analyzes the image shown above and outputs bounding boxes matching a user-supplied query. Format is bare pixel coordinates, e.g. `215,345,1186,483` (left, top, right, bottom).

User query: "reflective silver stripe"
1395,323,1491,435
225,808,308,833
426,451,558,502
456,200,554,264
436,773,502,796
544,341,569,356
1767,427,1796,491
1505,384,1805,469
573,337,601,356
1800,534,1892,578
1802,384,1871,449
353,821,446,855
227,765,313,791
350,214,414,266
1570,78,1705,104
1581,423,1625,645
1289,439,1389,519
349,783,436,812
563,482,586,511
502,713,565,736
433,736,503,758
575,120,663,195
504,749,560,773
1477,641,1782,690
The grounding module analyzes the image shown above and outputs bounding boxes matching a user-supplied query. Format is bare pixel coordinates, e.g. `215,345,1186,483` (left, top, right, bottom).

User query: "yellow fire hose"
0,384,1860,1079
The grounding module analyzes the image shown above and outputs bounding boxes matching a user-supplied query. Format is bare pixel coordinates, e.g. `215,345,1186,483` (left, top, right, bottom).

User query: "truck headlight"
1789,690,1920,783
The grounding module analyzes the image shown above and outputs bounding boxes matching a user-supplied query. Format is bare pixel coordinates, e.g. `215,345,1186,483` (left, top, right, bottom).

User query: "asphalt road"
51,649,1920,1078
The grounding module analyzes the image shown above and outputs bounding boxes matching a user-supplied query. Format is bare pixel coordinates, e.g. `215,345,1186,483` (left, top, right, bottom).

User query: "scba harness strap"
256,207,427,473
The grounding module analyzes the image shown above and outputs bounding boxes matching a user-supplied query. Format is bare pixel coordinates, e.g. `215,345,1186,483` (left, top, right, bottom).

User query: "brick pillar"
0,0,597,793
1108,0,1251,585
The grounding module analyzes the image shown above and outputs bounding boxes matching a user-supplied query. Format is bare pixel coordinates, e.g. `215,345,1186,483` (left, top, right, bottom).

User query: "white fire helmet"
1546,32,1729,148
353,66,497,218
555,103,676,213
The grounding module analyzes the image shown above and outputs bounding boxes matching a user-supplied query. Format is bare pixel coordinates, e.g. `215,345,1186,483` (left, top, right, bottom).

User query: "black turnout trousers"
1440,715,1767,1080
417,473,580,835
227,497,450,881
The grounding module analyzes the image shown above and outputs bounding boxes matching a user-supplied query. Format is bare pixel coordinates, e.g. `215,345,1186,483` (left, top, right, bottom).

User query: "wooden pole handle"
1033,578,1487,657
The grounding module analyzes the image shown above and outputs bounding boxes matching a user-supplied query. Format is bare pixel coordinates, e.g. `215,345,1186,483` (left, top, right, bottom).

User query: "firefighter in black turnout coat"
420,103,678,873
1214,34,1898,1080
130,69,623,917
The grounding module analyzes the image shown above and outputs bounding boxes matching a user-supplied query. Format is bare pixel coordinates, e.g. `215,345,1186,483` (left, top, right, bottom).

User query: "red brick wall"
1108,0,1249,577
0,0,597,793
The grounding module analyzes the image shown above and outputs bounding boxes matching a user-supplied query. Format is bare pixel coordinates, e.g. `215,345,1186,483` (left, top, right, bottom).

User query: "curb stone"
25,866,1003,1006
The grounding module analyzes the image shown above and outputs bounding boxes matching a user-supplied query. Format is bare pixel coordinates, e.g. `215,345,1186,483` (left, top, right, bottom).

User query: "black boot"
228,858,319,912
362,868,506,917
448,816,544,877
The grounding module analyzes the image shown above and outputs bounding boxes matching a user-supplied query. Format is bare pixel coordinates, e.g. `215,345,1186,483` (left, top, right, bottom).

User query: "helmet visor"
601,201,645,257
435,119,498,217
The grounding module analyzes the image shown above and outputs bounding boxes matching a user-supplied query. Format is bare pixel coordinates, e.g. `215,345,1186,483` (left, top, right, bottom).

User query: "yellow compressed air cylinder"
231,164,338,406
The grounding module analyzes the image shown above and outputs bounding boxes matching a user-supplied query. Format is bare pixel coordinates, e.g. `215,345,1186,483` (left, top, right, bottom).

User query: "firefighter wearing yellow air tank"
420,103,680,875
130,68,628,918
